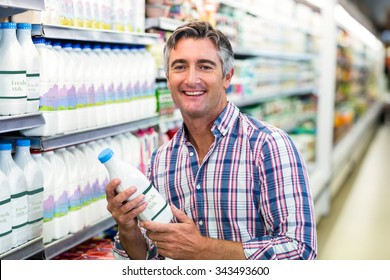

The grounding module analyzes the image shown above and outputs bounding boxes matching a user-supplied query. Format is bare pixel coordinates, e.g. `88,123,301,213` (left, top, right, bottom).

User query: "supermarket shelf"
0,0,44,17
145,17,185,31
31,24,160,45
0,112,45,134
44,216,116,260
229,87,315,107
30,115,159,151
234,48,315,61
0,237,44,260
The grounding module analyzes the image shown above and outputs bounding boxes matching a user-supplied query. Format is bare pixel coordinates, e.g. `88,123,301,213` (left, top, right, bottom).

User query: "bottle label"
0,71,27,100
140,184,170,222
86,84,95,106
11,193,28,229
43,193,55,222
82,181,92,206
58,85,68,110
67,85,77,109
91,178,99,202
40,83,58,111
68,184,82,212
95,84,105,105
28,187,44,223
26,73,40,101
54,189,68,218
0,198,12,237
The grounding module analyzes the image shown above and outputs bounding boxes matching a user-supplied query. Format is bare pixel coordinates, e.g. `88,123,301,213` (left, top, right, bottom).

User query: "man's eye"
200,65,212,70
173,65,185,71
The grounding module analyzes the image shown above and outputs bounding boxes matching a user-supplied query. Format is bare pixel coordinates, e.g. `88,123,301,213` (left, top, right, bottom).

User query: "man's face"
166,38,233,121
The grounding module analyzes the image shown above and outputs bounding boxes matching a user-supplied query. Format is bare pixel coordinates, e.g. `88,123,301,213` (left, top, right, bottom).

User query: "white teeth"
184,91,204,96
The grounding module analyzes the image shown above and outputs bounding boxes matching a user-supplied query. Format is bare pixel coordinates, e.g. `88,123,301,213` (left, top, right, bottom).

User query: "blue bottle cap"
0,143,12,150
1,22,17,29
16,23,32,30
16,139,31,147
33,37,46,44
98,148,114,164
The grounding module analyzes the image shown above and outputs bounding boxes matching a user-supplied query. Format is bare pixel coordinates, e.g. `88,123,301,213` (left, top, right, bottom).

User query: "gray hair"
163,21,234,78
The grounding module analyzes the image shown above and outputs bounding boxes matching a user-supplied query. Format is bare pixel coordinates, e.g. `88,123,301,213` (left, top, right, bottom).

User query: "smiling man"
106,21,317,260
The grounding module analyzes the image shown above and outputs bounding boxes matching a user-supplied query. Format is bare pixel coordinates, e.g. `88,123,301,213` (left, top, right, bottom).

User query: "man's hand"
140,204,210,260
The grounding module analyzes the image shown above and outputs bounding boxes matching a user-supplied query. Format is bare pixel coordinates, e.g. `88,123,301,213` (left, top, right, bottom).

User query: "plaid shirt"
113,101,317,260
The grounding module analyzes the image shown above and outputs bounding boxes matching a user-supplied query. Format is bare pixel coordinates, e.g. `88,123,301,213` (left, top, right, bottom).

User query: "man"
106,21,317,260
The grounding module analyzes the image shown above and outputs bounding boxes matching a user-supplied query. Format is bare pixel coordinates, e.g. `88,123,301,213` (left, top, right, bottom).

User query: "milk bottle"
0,169,12,254
75,144,93,226
57,147,84,233
91,44,108,126
73,43,89,130
53,41,71,134
67,145,86,228
31,151,54,244
0,22,27,115
14,139,44,241
90,140,109,219
102,44,116,124
16,23,40,113
21,38,58,136
98,148,173,223
79,143,99,224
82,43,96,128
0,143,28,248
111,45,124,122
43,150,69,239
61,42,78,132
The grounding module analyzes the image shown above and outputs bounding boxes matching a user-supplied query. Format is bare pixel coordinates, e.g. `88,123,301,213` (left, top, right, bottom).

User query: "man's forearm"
119,225,148,260
199,238,246,260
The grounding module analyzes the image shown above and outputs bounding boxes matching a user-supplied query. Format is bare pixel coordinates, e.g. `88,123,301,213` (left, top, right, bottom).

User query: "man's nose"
185,67,200,84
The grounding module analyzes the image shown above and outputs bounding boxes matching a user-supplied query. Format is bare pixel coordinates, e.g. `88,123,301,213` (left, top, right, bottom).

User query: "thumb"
171,204,192,223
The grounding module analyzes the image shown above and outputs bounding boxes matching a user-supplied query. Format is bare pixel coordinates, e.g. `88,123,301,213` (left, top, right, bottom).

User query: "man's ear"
223,68,234,90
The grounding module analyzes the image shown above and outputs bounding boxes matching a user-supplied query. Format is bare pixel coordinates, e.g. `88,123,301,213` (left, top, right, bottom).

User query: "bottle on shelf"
13,139,44,241
0,22,27,116
31,151,55,244
0,169,12,254
16,23,40,113
98,148,173,223
0,143,28,248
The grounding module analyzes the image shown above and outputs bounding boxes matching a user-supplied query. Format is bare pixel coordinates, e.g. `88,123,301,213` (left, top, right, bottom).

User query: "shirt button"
199,220,204,226
189,152,194,156
196,185,201,190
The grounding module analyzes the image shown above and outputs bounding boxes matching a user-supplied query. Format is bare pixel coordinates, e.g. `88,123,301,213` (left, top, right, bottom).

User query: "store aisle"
317,122,390,260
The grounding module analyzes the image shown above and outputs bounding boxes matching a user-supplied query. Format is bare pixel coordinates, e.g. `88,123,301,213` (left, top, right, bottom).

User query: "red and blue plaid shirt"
113,101,317,260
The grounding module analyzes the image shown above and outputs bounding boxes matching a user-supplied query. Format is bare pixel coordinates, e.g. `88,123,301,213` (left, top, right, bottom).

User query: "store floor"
316,121,390,260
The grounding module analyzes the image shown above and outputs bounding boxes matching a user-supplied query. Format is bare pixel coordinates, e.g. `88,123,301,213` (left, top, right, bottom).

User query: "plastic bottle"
62,42,78,132
75,144,93,226
57,147,84,233
98,148,173,223
0,143,28,248
20,38,58,136
52,41,71,134
43,150,69,240
82,43,96,128
91,44,108,126
73,42,89,130
67,145,86,228
102,44,116,124
31,151,54,244
16,23,40,113
13,139,44,241
0,22,27,116
0,169,12,254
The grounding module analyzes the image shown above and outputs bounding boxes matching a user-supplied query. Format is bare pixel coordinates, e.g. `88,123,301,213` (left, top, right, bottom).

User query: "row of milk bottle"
0,139,43,254
0,126,159,254
21,39,157,137
0,22,40,116
13,0,146,33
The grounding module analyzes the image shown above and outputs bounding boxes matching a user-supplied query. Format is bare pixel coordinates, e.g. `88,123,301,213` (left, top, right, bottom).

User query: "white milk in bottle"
0,143,28,248
57,147,84,233
43,150,69,239
16,23,40,113
0,22,27,115
98,148,173,223
31,151,54,244
14,139,44,241
0,169,12,254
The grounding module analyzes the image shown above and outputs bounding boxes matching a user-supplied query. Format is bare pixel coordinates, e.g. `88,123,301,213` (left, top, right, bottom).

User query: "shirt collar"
176,101,240,144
